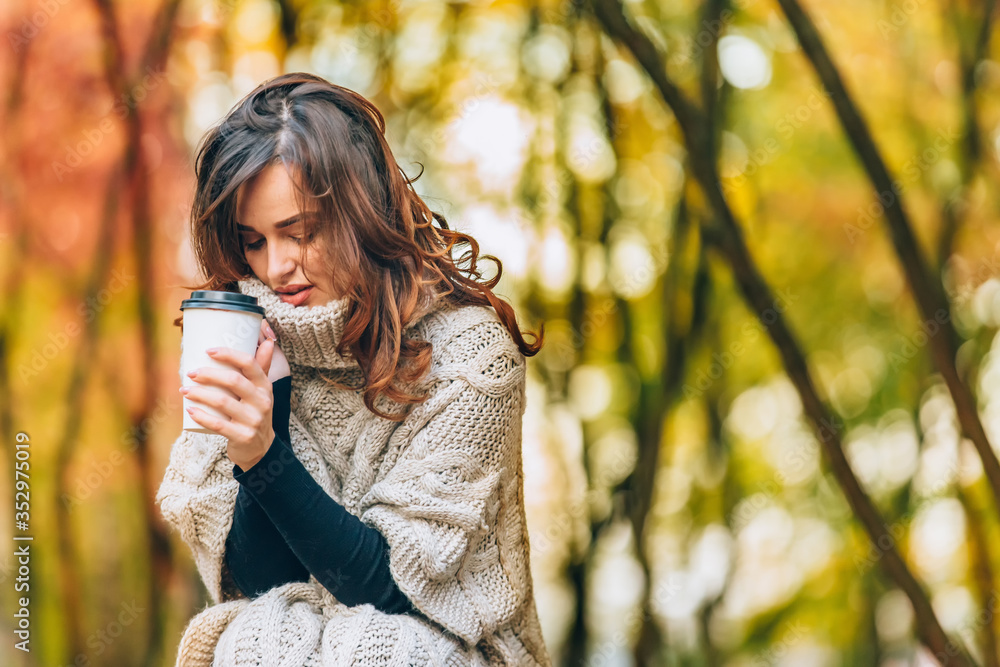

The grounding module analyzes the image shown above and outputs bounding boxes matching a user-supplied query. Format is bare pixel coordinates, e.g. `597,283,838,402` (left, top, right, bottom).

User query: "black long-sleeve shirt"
224,376,416,615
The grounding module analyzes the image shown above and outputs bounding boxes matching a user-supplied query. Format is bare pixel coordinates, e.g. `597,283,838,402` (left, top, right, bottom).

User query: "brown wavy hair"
172,72,543,421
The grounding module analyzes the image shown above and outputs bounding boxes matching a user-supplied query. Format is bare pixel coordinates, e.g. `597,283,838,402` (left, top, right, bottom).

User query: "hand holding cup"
181,318,284,471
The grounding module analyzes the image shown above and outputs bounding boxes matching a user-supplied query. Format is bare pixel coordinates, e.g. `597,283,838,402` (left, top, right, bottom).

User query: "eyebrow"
236,215,305,233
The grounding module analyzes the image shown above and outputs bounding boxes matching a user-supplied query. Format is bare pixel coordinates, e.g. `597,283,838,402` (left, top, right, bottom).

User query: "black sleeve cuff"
232,433,322,506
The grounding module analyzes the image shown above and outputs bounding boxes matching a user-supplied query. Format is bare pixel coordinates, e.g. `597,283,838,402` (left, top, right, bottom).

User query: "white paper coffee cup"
179,291,265,433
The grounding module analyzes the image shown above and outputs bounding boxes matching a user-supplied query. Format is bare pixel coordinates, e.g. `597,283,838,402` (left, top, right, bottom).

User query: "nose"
266,240,298,286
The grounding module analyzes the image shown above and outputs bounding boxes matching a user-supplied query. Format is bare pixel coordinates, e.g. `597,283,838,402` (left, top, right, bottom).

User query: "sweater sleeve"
356,322,531,648
155,419,241,605
230,378,416,614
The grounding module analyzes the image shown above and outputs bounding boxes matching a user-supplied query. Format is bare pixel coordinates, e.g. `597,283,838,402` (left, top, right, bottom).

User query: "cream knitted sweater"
156,276,552,666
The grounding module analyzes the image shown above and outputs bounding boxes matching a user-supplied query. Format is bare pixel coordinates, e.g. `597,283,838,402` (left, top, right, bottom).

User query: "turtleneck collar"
236,275,451,371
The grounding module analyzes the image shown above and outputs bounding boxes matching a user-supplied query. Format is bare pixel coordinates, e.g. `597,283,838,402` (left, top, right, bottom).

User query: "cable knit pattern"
156,276,551,666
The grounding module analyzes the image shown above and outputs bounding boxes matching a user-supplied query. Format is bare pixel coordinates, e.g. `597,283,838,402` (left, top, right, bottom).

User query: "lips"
278,286,313,306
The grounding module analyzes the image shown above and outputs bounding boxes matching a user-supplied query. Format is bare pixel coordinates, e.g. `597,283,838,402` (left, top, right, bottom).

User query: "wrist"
237,429,274,472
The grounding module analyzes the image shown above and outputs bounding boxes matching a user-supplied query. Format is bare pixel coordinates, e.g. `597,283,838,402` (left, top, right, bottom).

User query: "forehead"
235,163,306,230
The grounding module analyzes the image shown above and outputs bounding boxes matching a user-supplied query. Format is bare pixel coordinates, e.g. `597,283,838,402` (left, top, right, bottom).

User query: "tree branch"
938,0,997,266
588,0,973,663
773,0,1000,537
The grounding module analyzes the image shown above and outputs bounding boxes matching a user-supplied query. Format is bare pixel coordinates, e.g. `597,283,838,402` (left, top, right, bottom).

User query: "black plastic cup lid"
180,290,265,316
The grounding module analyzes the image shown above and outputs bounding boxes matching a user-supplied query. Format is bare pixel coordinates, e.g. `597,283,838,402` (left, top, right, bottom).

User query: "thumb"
257,337,275,378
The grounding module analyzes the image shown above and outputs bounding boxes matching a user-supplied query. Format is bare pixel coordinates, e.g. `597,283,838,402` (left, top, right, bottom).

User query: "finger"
186,405,242,440
204,346,269,390
188,360,261,406
183,386,256,426
256,324,274,377
260,318,276,342
256,337,275,378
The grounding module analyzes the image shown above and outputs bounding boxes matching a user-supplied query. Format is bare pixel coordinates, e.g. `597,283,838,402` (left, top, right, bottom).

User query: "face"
236,162,338,308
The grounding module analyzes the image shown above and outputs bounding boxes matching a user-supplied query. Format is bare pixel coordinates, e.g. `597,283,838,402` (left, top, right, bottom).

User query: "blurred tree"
6,0,1000,665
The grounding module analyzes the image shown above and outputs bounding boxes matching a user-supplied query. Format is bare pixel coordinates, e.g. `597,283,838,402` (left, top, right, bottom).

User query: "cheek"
243,253,264,276
301,246,334,291
301,242,327,269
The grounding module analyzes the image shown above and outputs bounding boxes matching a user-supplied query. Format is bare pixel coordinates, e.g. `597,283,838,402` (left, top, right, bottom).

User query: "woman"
156,72,551,666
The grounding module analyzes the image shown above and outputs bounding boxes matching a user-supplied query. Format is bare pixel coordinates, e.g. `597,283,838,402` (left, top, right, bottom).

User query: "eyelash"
242,234,312,252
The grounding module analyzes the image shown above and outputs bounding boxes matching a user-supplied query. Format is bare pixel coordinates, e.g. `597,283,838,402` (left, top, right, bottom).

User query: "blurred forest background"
3,0,1000,665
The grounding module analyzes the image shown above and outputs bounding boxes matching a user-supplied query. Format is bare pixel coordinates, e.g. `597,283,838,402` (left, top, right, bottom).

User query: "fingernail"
265,322,277,340
206,347,219,354
187,370,198,378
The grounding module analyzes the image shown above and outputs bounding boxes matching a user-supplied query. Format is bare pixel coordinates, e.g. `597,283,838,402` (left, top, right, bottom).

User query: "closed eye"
242,233,314,252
